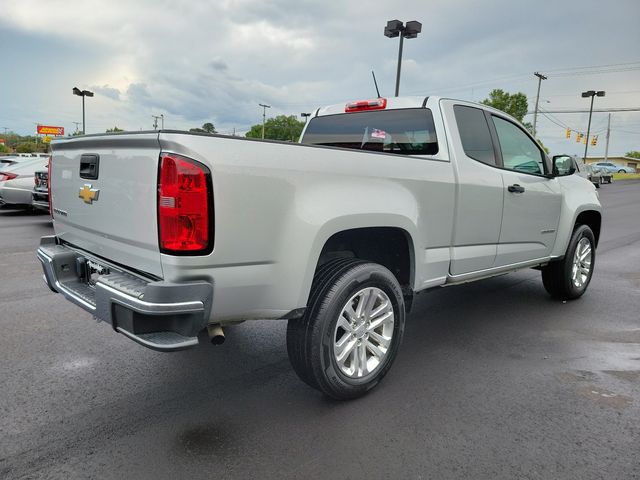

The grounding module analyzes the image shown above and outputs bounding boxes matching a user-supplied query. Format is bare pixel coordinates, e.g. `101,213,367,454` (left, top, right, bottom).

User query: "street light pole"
259,103,271,139
394,34,404,97
384,20,422,97
72,87,94,134
581,90,605,160
532,72,547,138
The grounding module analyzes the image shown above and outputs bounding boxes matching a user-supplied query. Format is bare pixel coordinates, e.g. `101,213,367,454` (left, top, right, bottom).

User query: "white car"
0,158,49,208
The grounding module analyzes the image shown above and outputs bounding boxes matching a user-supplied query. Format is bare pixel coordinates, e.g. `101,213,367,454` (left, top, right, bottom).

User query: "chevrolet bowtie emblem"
79,184,100,204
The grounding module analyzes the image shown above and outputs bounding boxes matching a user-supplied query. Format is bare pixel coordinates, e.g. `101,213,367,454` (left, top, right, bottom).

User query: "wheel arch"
297,218,418,311
575,210,601,247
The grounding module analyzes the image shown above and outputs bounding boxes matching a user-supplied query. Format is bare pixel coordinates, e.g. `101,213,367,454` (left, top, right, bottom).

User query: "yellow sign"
78,184,100,204
43,136,52,144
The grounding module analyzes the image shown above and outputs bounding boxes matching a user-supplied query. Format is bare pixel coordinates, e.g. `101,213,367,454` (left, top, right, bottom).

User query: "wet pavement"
1,181,639,479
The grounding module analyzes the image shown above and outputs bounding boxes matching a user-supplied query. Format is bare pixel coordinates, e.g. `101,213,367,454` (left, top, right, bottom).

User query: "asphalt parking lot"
1,181,639,480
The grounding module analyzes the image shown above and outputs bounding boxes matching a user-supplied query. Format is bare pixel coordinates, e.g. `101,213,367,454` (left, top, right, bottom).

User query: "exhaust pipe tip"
207,324,225,345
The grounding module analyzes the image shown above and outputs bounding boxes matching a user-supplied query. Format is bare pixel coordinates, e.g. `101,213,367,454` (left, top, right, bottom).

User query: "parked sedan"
592,162,636,173
0,158,49,208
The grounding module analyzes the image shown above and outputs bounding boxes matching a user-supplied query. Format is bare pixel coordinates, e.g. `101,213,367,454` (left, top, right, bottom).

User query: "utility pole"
72,122,81,134
532,72,547,138
603,113,611,162
259,103,271,139
33,123,40,151
152,115,162,130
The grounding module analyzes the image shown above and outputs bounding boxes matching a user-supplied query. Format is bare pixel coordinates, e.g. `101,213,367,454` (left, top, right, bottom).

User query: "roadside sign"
43,136,52,144
37,125,64,136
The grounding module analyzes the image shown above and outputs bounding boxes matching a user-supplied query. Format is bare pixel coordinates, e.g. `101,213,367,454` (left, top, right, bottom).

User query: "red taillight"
158,153,213,254
345,98,387,113
0,172,18,182
47,156,52,216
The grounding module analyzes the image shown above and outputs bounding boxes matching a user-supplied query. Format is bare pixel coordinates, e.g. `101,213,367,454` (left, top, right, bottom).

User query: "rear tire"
618,169,625,173
287,259,405,400
541,225,595,300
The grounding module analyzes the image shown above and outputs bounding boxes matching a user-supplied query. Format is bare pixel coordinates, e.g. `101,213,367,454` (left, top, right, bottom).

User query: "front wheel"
541,225,595,300
287,259,405,400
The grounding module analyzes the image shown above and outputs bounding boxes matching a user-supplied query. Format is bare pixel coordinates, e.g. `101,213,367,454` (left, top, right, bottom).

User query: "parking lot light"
581,90,605,160
384,19,422,97
73,87,94,134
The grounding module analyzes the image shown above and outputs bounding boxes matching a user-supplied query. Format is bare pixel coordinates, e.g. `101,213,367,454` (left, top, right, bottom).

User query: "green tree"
16,142,36,153
72,131,83,136
189,122,217,134
0,143,9,153
245,115,305,141
481,89,529,122
625,151,640,159
106,126,124,133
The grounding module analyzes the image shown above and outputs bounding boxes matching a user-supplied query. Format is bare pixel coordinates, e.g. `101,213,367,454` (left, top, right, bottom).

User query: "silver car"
592,162,636,174
0,158,49,208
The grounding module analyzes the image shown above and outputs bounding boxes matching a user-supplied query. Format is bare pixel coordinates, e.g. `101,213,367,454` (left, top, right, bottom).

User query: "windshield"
301,108,438,155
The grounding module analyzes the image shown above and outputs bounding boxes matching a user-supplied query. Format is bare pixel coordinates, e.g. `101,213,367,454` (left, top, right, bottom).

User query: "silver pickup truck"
37,96,601,399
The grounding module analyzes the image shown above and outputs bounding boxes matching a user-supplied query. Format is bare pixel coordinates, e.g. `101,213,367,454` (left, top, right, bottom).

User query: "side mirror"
552,155,576,177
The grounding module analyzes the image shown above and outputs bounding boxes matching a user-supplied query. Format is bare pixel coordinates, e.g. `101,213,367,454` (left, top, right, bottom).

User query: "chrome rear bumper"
37,236,213,351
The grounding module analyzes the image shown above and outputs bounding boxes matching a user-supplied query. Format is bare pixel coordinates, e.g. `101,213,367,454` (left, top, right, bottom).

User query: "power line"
543,60,640,73
527,107,640,114
552,67,640,77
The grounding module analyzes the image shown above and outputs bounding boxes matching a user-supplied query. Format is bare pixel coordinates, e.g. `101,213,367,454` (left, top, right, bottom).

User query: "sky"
1,0,639,157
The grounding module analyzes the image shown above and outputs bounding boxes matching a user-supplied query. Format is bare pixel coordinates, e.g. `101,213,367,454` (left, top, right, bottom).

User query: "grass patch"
612,172,640,180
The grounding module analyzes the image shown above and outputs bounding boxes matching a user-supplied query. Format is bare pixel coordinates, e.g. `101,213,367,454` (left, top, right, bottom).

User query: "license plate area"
77,257,112,287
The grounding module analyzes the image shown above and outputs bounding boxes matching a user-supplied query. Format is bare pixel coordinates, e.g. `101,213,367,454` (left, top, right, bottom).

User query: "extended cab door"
488,114,562,266
443,101,504,275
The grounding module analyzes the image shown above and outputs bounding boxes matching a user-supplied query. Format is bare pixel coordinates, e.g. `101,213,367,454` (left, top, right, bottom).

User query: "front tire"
541,225,595,300
287,259,405,400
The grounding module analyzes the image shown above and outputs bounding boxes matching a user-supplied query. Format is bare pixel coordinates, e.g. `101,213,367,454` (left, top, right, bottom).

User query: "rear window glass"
301,108,438,155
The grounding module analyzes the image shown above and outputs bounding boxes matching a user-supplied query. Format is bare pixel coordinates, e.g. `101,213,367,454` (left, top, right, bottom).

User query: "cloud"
91,85,121,101
209,59,228,72
126,83,151,102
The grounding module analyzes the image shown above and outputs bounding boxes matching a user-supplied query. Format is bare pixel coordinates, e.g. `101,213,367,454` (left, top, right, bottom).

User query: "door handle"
507,184,525,193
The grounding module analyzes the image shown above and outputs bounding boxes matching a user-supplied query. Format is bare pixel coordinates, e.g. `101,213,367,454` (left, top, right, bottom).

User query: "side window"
492,116,545,175
454,105,496,166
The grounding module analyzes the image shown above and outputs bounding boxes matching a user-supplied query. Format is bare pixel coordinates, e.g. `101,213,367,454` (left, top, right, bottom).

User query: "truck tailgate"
50,133,163,278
